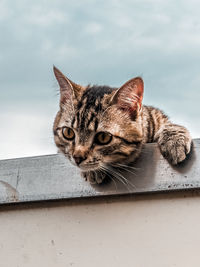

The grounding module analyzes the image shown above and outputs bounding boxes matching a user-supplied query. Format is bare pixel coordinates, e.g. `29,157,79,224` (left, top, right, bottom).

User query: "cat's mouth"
79,163,100,171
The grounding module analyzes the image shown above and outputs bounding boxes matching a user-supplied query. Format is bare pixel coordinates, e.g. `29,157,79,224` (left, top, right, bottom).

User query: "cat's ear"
53,66,84,106
110,77,144,116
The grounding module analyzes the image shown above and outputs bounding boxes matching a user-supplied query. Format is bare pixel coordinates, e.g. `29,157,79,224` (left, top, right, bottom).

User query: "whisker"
110,164,137,177
102,165,129,190
112,162,140,172
100,166,118,191
111,166,137,190
106,165,136,191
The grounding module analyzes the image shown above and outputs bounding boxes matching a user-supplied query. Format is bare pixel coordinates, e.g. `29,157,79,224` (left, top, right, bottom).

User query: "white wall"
0,192,199,267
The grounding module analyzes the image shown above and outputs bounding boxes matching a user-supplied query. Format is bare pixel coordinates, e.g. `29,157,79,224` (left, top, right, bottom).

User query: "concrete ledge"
0,139,199,204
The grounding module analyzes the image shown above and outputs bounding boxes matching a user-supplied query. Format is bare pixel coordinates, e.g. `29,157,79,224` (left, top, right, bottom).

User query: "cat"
53,66,192,184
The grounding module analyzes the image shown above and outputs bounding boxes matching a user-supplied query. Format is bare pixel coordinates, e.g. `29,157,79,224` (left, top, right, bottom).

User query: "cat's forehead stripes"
72,85,115,133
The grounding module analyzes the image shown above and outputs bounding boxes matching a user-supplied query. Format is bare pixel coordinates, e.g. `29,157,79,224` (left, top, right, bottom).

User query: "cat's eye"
94,132,112,145
62,127,75,140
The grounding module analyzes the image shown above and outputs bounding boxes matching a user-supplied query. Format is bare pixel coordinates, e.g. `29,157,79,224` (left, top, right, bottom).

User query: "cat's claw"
81,171,106,184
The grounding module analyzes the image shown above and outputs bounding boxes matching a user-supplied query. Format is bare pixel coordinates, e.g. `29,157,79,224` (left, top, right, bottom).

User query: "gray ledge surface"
0,139,199,204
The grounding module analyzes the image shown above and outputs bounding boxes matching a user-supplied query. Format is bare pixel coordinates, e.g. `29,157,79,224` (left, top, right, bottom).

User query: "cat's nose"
73,156,86,165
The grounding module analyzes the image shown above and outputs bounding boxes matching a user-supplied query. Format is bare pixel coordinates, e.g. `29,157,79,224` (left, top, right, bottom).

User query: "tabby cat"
53,66,192,184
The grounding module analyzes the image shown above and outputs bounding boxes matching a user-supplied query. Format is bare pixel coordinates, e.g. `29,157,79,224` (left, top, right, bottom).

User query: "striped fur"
53,67,192,184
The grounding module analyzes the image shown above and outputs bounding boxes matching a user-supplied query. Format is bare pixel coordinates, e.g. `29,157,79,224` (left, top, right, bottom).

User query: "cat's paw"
81,171,106,184
156,125,192,165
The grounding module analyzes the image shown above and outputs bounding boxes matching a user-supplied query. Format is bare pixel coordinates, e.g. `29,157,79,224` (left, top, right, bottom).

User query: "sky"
0,0,199,159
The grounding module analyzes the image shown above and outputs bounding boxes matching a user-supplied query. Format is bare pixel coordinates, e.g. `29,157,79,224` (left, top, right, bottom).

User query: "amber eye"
94,132,112,145
62,127,75,140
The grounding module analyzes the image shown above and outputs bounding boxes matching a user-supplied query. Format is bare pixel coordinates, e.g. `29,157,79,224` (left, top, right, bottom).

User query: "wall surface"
0,192,200,267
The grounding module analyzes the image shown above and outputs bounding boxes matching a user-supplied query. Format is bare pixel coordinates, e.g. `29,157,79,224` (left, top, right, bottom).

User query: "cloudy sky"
0,0,199,159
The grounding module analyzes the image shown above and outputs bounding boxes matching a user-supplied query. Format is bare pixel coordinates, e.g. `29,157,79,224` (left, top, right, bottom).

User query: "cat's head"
53,66,144,173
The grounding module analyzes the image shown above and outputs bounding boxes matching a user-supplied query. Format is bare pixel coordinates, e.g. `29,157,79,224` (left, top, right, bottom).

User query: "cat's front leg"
81,171,106,184
155,124,192,165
